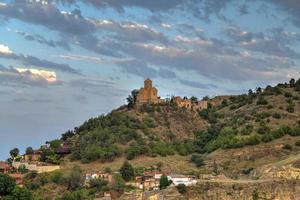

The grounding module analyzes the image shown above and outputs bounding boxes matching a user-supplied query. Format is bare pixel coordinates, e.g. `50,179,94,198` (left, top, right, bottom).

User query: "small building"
10,173,24,185
167,174,197,186
136,79,158,105
85,172,113,186
173,96,208,111
24,150,42,162
55,142,72,155
0,161,11,174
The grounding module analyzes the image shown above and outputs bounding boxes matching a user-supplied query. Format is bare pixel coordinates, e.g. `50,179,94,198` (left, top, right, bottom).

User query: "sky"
0,0,300,160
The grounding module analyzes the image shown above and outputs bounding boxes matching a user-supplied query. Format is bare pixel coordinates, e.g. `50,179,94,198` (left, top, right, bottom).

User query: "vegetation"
159,175,172,190
119,161,135,182
176,184,187,194
0,173,32,200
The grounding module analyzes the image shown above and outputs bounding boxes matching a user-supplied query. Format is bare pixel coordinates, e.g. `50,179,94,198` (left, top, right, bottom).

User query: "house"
24,150,42,162
172,96,208,111
10,173,24,185
135,171,167,191
55,142,72,155
85,172,113,186
0,161,11,174
167,174,197,186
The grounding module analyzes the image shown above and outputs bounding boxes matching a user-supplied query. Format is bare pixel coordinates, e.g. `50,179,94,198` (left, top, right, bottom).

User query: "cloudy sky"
0,0,300,159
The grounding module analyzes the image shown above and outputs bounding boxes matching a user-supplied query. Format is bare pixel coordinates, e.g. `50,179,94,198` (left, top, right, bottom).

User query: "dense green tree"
4,187,33,200
289,78,295,87
0,174,16,196
190,96,198,103
127,89,139,108
9,148,19,159
159,175,172,190
119,161,134,182
25,147,34,155
61,130,75,141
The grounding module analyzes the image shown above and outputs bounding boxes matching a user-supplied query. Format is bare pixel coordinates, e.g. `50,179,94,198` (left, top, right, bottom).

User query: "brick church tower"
136,79,158,105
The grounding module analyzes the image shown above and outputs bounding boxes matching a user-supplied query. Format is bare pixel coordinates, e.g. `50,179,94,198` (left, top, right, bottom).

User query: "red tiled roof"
0,161,10,169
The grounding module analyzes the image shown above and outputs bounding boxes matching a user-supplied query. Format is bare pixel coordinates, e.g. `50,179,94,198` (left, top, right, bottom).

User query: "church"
136,79,158,105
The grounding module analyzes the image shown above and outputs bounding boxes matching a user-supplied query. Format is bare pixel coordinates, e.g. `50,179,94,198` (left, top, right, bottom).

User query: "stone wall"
12,162,60,173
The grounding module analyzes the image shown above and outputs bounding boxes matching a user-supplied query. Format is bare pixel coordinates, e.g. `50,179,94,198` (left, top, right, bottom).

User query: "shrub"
256,124,271,135
295,141,300,146
272,113,281,119
286,103,295,113
190,154,205,167
256,96,268,105
176,184,187,194
283,144,293,150
0,174,16,196
284,92,293,98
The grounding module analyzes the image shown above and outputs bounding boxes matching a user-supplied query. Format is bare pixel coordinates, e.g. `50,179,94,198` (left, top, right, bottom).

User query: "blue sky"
0,0,300,160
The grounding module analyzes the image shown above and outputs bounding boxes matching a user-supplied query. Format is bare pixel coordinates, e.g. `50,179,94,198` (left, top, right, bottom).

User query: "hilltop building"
173,96,208,111
135,79,208,111
136,79,158,105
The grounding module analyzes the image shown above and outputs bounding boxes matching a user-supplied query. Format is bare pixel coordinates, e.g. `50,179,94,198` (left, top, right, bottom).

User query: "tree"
119,161,134,182
0,174,16,196
191,154,205,167
190,96,198,103
127,89,139,108
61,130,75,141
67,166,83,190
25,147,34,155
176,184,187,194
9,148,19,159
5,186,33,200
248,89,253,95
159,175,172,190
289,78,295,87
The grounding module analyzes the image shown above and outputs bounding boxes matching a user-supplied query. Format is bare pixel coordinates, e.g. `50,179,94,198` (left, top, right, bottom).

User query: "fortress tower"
136,79,158,105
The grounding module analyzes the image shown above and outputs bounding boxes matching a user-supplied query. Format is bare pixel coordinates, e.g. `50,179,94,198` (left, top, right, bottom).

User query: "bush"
191,154,205,167
286,103,295,113
256,96,268,105
5,186,33,200
176,184,187,194
295,141,300,146
283,144,293,150
0,174,16,196
272,113,281,119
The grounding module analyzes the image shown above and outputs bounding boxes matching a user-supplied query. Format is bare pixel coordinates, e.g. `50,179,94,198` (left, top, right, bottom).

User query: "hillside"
3,79,300,200
53,79,300,165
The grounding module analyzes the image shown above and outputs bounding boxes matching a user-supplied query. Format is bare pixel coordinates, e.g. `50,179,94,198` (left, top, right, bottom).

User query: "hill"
3,78,300,199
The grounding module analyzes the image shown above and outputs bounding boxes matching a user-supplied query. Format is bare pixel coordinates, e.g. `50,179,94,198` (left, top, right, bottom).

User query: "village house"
167,174,197,186
135,171,168,191
173,96,208,111
24,150,42,162
0,161,11,174
85,172,113,186
55,142,72,155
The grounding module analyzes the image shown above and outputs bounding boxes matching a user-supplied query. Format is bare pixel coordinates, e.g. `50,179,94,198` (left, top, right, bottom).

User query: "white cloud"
0,44,13,55
15,68,57,83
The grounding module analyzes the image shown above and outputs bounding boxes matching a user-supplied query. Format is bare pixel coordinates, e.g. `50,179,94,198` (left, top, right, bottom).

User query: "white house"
167,174,197,186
